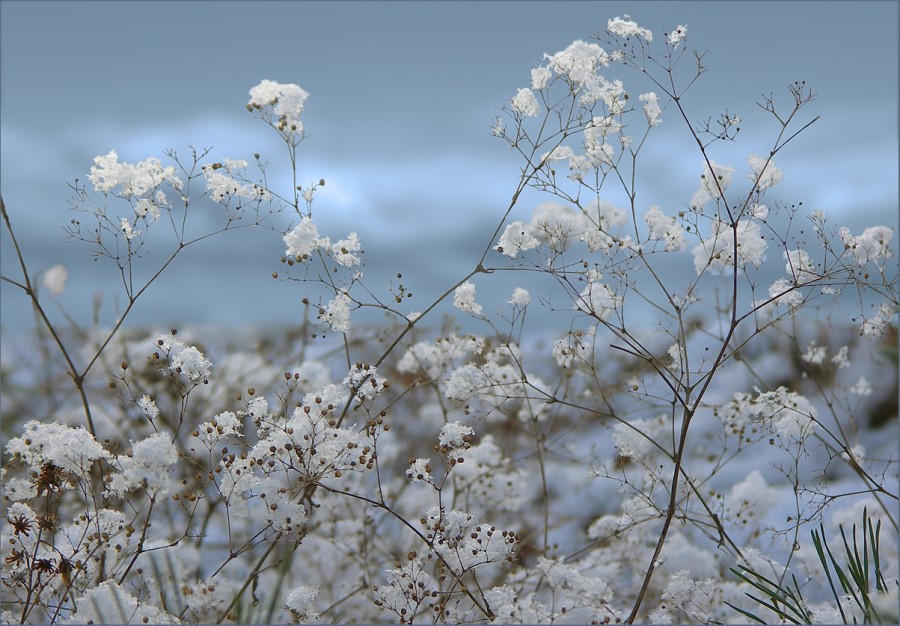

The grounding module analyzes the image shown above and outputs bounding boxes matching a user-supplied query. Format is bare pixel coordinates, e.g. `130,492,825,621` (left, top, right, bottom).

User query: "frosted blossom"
639,92,662,126
668,343,685,370
438,421,475,450
530,66,552,90
541,144,576,163
321,291,352,333
716,392,756,434
453,281,483,316
284,585,320,623
765,278,803,312
169,345,212,383
755,387,817,443
284,217,323,259
860,303,897,337
374,555,436,619
196,410,244,447
42,264,67,297
496,220,540,257
667,24,688,45
831,345,850,369
445,363,492,401
553,327,595,368
511,88,540,117
608,15,653,42
248,79,309,132
583,128,616,166
802,342,826,365
528,201,582,251
406,458,434,484
137,394,159,420
749,203,769,219
692,219,767,275
690,160,735,210
133,191,166,222
343,363,387,401
849,376,872,396
747,154,784,191
491,116,506,137
88,150,183,197
203,160,271,204
421,507,516,574
107,432,178,498
508,287,530,307
644,206,686,251
839,225,894,266
6,420,111,477
331,232,363,267
544,40,609,85
119,217,140,241
576,280,620,320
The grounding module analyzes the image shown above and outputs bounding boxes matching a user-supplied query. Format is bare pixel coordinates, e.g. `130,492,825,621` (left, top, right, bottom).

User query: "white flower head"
496,220,540,257
748,154,784,191
284,585,320,623
331,232,363,267
508,287,530,307
643,206,685,251
530,66,552,90
576,280,620,320
608,15,653,42
42,264,68,297
321,292,352,333
544,40,609,85
284,217,323,259
169,346,212,383
511,88,540,117
454,281,483,316
667,25,688,45
692,219,767,275
690,160,735,210
248,79,309,133
639,92,662,126
438,421,475,451
88,150,183,197
406,458,434,484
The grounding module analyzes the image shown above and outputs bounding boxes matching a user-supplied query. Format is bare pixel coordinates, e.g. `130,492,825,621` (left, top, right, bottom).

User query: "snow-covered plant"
1,17,896,625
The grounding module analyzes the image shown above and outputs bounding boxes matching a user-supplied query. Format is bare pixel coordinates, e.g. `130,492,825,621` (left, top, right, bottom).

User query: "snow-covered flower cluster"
248,79,309,134
320,291,352,333
283,217,364,268
692,218,767,275
839,225,894,267
639,92,662,126
690,159,735,210
510,87,540,117
607,15,653,42
453,281,483,316
643,205,686,251
716,387,818,445
497,200,629,259
747,153,784,191
202,159,272,204
41,264,68,297
88,150,183,197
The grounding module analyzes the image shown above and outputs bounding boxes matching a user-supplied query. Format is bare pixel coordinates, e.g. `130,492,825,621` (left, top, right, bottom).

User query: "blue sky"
1,1,897,332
